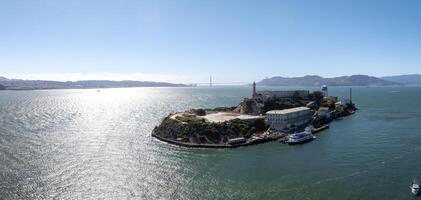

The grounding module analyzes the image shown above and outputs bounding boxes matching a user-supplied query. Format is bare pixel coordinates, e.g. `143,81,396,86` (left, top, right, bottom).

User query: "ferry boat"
410,180,420,195
287,131,315,145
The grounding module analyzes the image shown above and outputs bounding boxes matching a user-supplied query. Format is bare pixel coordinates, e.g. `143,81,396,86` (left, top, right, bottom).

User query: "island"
152,83,357,148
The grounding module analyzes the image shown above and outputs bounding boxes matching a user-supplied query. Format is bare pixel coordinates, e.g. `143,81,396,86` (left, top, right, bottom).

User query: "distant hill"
0,76,9,81
381,74,421,85
258,75,400,86
0,84,5,90
0,77,187,90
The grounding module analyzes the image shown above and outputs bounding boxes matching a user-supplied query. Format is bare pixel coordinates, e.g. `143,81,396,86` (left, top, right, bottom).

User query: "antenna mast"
350,88,353,104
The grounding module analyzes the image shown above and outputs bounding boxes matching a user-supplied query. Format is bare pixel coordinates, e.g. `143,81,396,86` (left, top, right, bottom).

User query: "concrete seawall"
151,132,283,149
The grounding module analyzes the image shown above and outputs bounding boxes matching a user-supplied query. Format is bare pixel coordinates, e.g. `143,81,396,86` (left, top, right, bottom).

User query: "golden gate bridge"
188,76,252,86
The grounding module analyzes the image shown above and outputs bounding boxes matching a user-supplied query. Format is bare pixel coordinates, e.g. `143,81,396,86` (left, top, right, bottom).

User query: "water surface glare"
1,86,421,199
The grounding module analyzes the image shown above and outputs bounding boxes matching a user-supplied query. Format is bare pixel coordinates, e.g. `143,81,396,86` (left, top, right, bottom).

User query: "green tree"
192,109,206,116
322,99,335,110
309,91,324,106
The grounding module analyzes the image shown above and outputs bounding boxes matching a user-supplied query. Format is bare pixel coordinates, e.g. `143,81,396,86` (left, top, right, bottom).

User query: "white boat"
287,131,315,145
410,181,420,195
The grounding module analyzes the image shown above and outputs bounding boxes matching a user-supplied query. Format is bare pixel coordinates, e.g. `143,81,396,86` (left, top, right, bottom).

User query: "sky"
0,0,421,84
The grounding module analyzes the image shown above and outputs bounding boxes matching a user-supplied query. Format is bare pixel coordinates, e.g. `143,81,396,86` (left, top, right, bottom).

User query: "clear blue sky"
1,0,420,83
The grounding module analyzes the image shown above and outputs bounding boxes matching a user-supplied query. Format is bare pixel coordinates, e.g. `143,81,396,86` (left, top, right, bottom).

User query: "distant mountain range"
380,74,421,85
2,74,421,90
258,75,412,86
0,76,186,90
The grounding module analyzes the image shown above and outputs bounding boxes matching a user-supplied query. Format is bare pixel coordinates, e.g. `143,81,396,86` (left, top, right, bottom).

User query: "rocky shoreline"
151,131,284,148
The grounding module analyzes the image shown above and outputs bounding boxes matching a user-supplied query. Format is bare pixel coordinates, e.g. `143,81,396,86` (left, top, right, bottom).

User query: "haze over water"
1,86,421,199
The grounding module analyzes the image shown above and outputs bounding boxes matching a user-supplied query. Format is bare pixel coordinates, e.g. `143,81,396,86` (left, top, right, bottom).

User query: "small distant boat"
287,131,315,145
410,180,420,195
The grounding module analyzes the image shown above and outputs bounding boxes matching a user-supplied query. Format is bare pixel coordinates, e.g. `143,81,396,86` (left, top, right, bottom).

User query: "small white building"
335,101,345,112
265,107,312,131
341,98,352,105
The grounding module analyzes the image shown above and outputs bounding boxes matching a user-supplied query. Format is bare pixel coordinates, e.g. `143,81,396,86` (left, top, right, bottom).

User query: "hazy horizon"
2,73,421,84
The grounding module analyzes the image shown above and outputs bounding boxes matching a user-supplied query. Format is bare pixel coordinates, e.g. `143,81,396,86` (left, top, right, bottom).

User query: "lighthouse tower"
252,81,257,98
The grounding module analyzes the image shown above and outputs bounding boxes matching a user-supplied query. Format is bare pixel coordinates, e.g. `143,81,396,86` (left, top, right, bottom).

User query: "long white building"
265,107,312,131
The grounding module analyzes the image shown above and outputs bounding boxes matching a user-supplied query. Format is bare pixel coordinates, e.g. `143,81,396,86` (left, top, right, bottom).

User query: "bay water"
1,86,420,199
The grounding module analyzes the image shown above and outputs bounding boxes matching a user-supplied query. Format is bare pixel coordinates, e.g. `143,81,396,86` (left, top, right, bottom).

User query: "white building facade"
265,107,312,131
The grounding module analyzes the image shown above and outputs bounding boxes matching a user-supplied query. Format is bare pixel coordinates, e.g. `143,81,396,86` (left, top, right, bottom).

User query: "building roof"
266,107,310,115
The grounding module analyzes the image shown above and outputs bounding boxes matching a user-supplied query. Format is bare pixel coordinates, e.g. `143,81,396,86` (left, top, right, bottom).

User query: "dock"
312,124,329,134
